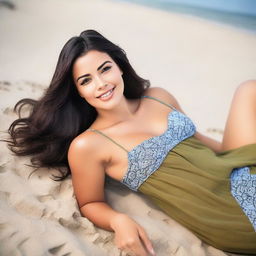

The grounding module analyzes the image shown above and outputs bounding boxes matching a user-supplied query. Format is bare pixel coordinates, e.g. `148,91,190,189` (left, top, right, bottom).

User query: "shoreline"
115,0,256,34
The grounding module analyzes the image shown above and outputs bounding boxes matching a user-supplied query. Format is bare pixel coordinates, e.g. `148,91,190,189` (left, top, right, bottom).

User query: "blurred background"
119,0,256,30
0,0,256,140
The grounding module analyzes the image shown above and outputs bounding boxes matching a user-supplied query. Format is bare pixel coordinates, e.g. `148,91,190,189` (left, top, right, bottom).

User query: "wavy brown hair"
6,29,150,180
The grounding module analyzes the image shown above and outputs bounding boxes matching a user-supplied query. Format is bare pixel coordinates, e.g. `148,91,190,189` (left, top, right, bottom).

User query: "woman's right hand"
110,214,156,256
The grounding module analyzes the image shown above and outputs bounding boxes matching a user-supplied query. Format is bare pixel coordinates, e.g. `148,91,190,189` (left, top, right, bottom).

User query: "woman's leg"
222,80,256,151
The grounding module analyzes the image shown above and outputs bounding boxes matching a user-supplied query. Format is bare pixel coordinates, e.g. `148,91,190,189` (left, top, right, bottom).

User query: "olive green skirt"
139,136,256,254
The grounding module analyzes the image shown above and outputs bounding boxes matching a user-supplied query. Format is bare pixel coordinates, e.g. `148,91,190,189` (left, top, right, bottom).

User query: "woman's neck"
94,97,141,129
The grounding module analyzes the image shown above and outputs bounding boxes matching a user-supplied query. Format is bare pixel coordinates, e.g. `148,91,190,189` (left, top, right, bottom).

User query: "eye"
80,66,111,86
102,66,111,72
81,78,90,85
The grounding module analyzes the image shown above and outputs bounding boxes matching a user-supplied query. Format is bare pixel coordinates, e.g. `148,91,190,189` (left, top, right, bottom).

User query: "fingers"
131,236,149,256
138,227,156,256
113,215,156,256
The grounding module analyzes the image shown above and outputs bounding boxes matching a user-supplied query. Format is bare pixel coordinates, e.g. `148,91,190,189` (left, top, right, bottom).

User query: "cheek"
110,72,124,87
77,87,93,100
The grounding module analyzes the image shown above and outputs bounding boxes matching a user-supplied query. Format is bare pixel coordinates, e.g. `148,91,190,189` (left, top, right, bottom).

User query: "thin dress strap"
88,128,129,153
142,95,176,110
88,95,175,153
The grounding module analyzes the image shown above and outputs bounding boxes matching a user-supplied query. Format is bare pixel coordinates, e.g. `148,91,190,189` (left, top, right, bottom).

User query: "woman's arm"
68,133,119,230
68,133,155,256
145,87,222,153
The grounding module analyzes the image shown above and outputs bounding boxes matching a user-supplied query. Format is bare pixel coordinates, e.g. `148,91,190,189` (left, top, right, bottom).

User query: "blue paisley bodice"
121,109,196,191
90,96,256,230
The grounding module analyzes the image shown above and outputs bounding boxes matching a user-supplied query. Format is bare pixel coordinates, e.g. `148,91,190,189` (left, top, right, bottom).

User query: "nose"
95,75,107,90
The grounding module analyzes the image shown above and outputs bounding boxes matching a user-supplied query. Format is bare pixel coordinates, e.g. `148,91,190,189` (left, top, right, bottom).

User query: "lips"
96,87,115,99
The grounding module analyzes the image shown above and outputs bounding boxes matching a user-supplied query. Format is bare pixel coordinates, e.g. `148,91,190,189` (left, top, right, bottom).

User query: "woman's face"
72,50,124,111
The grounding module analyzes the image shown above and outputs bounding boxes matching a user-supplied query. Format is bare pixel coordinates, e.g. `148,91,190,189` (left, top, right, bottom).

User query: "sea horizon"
115,0,256,33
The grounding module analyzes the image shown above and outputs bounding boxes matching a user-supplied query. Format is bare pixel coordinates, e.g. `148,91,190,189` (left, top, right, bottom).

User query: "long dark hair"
6,29,150,180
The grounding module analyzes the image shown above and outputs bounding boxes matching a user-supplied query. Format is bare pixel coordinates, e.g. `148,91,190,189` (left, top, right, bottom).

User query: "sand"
0,0,255,255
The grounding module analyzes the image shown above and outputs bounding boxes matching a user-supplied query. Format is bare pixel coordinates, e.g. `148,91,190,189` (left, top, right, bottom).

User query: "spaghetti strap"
88,128,129,153
142,95,176,110
88,95,175,154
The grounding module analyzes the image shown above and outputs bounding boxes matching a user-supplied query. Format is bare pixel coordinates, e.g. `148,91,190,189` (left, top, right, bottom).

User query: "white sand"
0,0,255,255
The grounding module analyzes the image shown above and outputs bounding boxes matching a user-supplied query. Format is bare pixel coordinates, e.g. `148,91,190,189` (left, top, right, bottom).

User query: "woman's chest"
104,110,196,187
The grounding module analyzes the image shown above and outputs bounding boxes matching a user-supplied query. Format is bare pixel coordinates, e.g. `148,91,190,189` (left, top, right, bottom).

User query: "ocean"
115,0,256,33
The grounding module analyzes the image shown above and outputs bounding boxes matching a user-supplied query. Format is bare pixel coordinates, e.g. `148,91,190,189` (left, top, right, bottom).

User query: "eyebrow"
76,60,112,82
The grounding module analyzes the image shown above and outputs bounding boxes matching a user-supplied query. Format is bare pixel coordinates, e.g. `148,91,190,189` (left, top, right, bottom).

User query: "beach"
0,0,256,255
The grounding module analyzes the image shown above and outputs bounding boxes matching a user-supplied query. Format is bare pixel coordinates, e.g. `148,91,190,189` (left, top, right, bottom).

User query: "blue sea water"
115,0,256,33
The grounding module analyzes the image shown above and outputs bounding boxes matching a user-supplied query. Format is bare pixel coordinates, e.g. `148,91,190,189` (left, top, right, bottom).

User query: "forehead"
73,50,113,74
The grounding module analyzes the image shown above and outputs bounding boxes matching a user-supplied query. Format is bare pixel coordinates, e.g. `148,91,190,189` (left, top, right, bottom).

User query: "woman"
7,29,256,256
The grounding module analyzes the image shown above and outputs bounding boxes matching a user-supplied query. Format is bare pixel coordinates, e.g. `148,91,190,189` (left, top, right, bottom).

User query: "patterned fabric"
121,110,196,191
231,167,256,230
120,107,256,230
89,95,256,231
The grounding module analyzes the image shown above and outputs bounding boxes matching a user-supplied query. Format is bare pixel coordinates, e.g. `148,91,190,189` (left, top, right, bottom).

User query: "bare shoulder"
68,130,106,173
68,131,97,157
68,130,107,208
144,87,183,111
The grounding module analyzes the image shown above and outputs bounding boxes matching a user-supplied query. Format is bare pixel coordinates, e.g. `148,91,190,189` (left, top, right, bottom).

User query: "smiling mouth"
97,87,115,99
